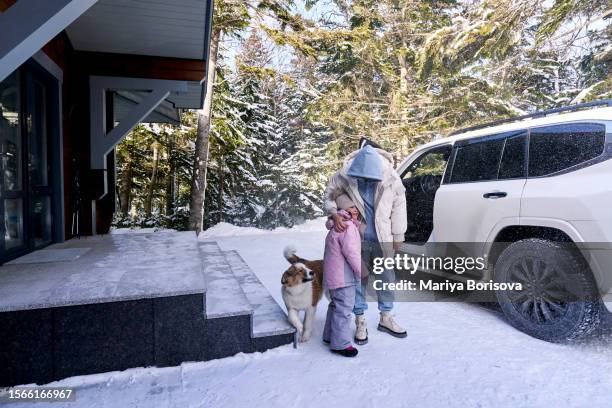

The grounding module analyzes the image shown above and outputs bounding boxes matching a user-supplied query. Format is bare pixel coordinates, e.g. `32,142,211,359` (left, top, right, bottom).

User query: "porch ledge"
0,231,206,312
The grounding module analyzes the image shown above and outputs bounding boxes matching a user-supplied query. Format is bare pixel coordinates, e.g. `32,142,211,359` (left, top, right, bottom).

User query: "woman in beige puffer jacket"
323,145,408,343
323,147,407,254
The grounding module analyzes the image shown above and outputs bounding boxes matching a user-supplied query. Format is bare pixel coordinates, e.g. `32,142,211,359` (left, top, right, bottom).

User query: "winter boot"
331,346,358,358
354,314,368,345
378,312,407,338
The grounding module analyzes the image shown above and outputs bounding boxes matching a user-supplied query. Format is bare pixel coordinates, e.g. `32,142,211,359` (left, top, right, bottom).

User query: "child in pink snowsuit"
323,194,362,357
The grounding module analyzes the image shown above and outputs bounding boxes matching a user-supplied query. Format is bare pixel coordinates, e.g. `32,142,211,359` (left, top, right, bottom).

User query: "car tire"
494,238,601,342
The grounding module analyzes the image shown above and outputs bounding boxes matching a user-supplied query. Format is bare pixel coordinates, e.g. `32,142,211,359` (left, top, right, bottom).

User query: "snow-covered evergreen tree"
213,31,332,229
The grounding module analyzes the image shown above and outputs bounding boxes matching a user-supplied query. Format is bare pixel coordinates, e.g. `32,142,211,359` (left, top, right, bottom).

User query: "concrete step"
198,242,252,319
223,250,295,338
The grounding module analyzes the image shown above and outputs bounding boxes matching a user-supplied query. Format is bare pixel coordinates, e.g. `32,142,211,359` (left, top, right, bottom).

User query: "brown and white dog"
281,246,324,342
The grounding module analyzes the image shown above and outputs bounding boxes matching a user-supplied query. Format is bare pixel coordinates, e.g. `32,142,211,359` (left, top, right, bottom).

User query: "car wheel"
494,238,601,342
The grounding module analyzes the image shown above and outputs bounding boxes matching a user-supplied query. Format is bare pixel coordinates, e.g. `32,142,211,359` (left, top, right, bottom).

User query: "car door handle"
483,191,507,199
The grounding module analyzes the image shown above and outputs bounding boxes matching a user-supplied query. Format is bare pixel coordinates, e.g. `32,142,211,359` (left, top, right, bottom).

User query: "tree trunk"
189,27,221,234
217,153,224,224
165,133,176,216
119,156,132,216
398,46,409,159
144,142,160,217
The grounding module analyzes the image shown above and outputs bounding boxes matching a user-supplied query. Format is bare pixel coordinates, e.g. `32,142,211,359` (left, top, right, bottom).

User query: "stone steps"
222,250,295,338
1,234,293,386
198,241,295,353
198,241,251,319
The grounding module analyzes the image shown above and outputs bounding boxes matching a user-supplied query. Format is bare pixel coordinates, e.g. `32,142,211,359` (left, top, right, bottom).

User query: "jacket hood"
347,145,383,181
341,147,395,185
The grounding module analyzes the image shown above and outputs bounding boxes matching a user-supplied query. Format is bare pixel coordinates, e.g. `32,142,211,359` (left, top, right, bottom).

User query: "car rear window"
450,137,505,183
529,123,606,177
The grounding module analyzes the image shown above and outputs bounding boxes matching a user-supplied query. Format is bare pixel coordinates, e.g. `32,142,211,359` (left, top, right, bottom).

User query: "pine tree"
117,0,610,231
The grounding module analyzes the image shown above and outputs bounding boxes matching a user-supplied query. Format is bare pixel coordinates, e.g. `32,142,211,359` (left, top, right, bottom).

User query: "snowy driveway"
33,223,612,408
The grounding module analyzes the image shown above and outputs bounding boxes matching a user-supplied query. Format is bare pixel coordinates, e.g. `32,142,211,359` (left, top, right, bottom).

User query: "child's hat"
335,193,355,210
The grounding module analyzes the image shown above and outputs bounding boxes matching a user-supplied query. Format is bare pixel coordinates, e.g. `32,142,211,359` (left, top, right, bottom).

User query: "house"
0,0,294,387
0,0,214,258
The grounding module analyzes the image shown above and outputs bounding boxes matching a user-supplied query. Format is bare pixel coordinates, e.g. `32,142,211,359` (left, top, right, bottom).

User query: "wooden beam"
89,75,188,171
78,51,206,83
0,0,98,82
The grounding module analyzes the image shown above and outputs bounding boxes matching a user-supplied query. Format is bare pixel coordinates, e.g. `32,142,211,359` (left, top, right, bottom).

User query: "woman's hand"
332,213,347,232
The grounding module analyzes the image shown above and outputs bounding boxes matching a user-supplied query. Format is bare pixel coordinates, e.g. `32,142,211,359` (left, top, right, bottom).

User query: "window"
499,134,526,179
450,137,505,183
403,147,451,179
1,71,25,252
529,123,606,177
402,146,451,244
1,62,57,262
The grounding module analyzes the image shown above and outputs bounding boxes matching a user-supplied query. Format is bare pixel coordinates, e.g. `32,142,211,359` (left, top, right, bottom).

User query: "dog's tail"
283,245,305,264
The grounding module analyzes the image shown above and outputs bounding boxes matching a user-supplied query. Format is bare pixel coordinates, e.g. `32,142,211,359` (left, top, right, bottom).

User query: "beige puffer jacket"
323,148,407,250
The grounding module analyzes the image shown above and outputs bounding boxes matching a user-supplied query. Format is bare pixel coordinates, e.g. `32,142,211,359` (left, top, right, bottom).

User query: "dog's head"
281,262,314,287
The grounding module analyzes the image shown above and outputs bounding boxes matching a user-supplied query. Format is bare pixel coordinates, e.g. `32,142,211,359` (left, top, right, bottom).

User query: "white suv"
396,100,612,342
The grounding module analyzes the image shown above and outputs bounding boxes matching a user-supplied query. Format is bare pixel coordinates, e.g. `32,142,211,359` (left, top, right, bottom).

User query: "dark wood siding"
0,0,16,12
78,51,206,82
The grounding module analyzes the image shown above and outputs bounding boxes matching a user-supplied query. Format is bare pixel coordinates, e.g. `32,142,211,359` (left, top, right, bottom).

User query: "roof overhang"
66,0,210,60
76,50,207,122
0,0,213,121
0,0,99,82
66,0,213,119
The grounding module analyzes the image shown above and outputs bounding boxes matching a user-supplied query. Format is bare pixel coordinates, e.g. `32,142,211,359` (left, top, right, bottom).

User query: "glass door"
0,71,26,257
25,70,53,248
0,63,55,263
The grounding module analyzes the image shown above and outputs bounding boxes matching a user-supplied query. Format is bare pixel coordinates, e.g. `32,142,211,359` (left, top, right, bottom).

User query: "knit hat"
335,193,355,210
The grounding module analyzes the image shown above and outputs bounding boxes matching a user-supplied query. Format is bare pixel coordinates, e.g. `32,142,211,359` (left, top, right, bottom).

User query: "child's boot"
331,346,358,357
354,314,368,345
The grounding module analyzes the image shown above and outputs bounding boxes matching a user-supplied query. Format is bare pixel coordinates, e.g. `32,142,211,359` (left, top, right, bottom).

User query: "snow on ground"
33,220,612,408
110,227,177,235
199,217,327,238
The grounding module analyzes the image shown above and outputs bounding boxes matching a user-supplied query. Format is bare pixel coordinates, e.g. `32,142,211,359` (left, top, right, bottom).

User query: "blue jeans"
353,241,394,315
